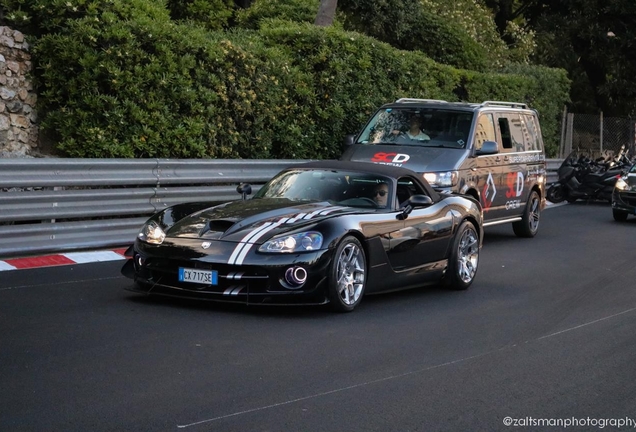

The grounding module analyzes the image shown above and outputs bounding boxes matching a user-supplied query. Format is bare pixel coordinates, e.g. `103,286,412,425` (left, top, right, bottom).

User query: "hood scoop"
200,219,237,239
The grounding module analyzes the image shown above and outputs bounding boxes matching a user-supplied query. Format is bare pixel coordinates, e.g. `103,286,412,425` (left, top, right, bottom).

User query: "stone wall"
0,26,38,157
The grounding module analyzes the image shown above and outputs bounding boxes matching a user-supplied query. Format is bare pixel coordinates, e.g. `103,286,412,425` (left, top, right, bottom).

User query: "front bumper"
612,189,636,214
122,240,333,305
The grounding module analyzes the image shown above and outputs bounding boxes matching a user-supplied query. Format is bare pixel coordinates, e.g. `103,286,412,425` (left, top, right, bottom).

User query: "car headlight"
259,232,323,253
423,171,458,187
615,177,628,191
138,221,166,245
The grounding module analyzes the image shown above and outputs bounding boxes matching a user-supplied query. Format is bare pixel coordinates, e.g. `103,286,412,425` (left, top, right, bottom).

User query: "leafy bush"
258,23,569,157
338,0,490,71
236,0,320,29
32,1,318,158
165,0,235,30
2,1,568,159
0,0,170,37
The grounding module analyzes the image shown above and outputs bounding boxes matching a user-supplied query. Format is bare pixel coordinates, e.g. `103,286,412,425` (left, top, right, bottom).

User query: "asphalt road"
1,202,635,432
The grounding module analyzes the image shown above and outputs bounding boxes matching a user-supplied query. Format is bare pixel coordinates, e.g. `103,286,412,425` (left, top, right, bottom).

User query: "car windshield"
357,107,475,149
254,169,394,209
630,164,636,174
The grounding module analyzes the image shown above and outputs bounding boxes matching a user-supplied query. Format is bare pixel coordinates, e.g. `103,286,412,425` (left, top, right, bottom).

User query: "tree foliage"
484,0,636,116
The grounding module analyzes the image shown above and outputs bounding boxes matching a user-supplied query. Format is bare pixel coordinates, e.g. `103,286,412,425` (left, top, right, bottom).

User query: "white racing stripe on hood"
301,205,343,220
226,207,344,266
286,213,307,223
233,217,290,265
318,206,345,216
227,221,276,265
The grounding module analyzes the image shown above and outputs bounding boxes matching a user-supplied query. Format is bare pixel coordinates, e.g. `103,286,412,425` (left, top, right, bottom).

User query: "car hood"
341,144,467,172
165,199,366,243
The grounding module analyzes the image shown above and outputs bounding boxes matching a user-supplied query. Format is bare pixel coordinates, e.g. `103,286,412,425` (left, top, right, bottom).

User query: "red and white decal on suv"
482,172,497,210
371,152,410,166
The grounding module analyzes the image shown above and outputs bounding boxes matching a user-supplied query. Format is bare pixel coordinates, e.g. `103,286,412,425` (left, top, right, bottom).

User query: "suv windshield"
357,107,475,149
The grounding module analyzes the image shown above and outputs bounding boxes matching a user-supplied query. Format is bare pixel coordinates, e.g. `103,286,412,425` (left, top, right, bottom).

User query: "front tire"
546,184,565,203
444,221,479,291
328,236,367,312
613,209,629,221
513,191,540,238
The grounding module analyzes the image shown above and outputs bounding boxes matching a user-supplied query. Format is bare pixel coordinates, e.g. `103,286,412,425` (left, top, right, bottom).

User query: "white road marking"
176,305,636,429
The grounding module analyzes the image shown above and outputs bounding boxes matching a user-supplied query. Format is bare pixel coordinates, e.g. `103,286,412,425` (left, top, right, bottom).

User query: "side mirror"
397,195,433,220
475,140,499,156
408,194,433,207
237,183,252,200
343,134,356,148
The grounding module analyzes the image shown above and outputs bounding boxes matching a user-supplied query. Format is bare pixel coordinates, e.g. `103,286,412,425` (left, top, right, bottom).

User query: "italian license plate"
178,267,218,285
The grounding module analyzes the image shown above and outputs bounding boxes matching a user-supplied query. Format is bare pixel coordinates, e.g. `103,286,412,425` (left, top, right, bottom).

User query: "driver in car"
391,115,430,141
372,182,390,207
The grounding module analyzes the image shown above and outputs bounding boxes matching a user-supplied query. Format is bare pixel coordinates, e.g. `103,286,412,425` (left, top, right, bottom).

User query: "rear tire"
613,209,629,222
444,221,479,291
328,236,367,312
513,191,540,238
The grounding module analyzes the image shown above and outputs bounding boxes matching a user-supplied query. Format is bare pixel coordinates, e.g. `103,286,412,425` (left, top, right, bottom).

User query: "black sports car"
121,161,483,312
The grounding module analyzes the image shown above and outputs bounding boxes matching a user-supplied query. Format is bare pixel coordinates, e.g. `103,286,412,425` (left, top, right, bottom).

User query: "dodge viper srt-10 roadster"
121,161,483,312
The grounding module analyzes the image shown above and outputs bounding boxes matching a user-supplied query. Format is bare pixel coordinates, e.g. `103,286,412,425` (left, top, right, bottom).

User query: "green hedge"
3,2,569,158
33,2,313,158
338,0,491,71
258,23,570,157
236,0,320,29
166,0,235,30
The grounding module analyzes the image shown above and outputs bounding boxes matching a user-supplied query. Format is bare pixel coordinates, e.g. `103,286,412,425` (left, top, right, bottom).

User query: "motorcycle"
547,146,633,204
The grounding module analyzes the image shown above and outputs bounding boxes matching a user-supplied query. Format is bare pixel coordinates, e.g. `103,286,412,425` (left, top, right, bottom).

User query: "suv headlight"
423,171,458,188
259,232,323,253
615,177,628,191
138,221,166,245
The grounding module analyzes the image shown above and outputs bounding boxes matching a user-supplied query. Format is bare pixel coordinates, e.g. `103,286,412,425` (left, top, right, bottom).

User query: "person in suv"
340,98,547,237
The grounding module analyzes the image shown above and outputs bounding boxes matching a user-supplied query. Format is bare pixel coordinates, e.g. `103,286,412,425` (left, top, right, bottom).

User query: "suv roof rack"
481,101,528,109
395,98,448,104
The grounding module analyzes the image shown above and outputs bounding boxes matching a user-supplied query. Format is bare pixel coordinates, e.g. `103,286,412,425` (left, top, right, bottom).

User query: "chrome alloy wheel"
336,243,366,305
528,195,540,232
457,227,479,284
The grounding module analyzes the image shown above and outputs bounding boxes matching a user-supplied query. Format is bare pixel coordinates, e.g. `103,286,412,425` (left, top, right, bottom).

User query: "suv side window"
497,116,513,150
498,113,525,153
507,114,526,152
474,113,496,151
523,114,542,151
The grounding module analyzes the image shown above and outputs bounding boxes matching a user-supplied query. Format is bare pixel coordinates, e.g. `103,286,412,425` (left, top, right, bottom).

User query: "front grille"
619,192,636,206
144,258,270,294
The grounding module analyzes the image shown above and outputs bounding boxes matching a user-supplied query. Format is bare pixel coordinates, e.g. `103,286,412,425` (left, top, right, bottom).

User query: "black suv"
341,98,547,237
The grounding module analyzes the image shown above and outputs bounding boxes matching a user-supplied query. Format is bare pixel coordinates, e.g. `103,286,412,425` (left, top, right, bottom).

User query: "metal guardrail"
0,159,310,259
0,158,563,259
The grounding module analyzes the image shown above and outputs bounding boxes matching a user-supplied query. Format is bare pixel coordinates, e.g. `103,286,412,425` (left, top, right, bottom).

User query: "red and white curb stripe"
0,248,128,272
